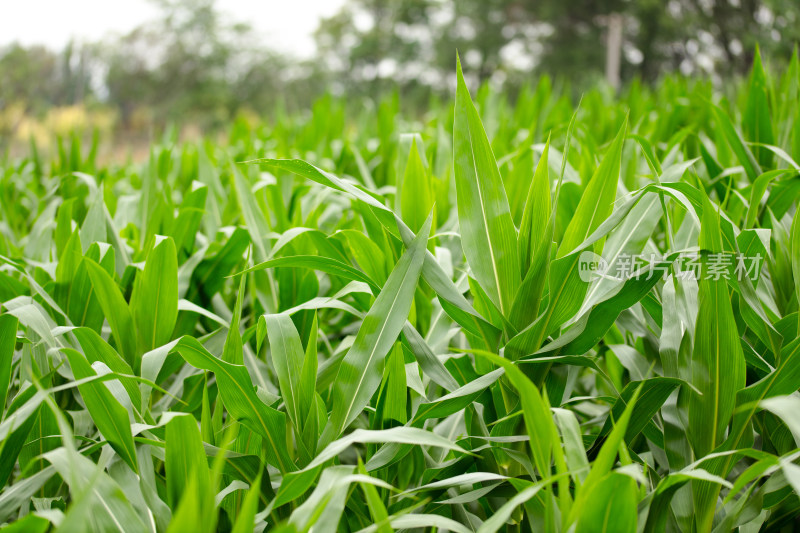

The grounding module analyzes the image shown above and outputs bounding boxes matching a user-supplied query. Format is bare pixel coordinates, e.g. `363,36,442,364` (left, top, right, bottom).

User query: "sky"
0,0,347,57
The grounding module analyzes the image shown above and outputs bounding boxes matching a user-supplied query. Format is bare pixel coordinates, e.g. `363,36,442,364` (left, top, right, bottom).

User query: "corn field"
1,49,799,532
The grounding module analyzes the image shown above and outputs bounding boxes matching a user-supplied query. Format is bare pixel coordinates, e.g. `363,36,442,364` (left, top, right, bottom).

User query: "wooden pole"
606,13,623,90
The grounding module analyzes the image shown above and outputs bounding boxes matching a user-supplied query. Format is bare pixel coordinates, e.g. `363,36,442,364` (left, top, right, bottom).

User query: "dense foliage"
0,48,799,532
3,0,799,138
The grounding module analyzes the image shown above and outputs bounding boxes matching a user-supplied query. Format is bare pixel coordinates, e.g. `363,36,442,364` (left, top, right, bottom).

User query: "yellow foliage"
8,105,117,148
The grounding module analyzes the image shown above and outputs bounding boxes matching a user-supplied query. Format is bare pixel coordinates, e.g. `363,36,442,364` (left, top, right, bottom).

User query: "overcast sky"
0,0,347,57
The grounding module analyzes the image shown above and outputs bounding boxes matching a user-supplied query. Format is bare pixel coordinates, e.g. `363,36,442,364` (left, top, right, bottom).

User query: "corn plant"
0,48,799,532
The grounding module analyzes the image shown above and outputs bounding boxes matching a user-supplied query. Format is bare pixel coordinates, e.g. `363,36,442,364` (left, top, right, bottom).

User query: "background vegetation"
0,28,799,530
1,0,799,149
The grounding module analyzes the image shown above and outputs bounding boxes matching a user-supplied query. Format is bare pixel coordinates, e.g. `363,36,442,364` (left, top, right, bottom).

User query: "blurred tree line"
1,0,798,135
316,0,799,95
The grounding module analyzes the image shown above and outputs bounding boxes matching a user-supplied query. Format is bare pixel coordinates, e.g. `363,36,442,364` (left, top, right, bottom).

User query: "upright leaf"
130,236,179,352
689,195,746,532
0,315,17,414
62,349,138,473
85,258,138,368
322,214,431,443
263,313,305,431
518,138,551,274
222,263,247,365
712,102,762,183
743,46,774,168
792,207,800,315
400,138,434,233
166,414,210,509
688,196,746,456
453,57,520,316
574,473,638,533
558,118,627,257
230,473,263,533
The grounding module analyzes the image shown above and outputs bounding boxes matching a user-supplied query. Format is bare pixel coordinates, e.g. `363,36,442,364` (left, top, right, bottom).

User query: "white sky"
0,0,347,57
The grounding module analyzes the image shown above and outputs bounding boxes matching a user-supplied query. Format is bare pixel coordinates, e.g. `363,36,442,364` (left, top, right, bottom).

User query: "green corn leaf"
171,182,208,257
688,195,746,457
474,351,554,479
68,242,115,333
541,253,679,356
72,327,142,413
54,229,82,320
558,118,627,257
222,260,247,365
61,348,139,473
413,367,503,424
575,472,638,533
322,213,430,443
743,46,774,168
166,414,210,509
401,322,460,392
792,206,800,311
0,314,17,414
45,447,148,532
308,426,465,471
130,236,178,353
689,195,747,531
712,102,763,183
240,255,381,294
190,227,250,301
725,337,800,455
85,257,138,369
0,387,42,485
288,465,352,533
376,342,408,426
400,138,435,234
170,336,296,473
589,377,682,452
509,138,553,330
301,314,319,406
230,473,263,533
2,514,50,533
453,56,520,316
262,313,305,432
570,384,641,526
336,229,388,285
251,158,491,327
518,137,551,274
357,460,392,533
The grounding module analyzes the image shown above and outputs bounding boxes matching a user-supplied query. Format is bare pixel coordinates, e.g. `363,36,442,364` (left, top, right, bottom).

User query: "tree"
104,0,254,128
0,45,55,113
314,0,800,92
